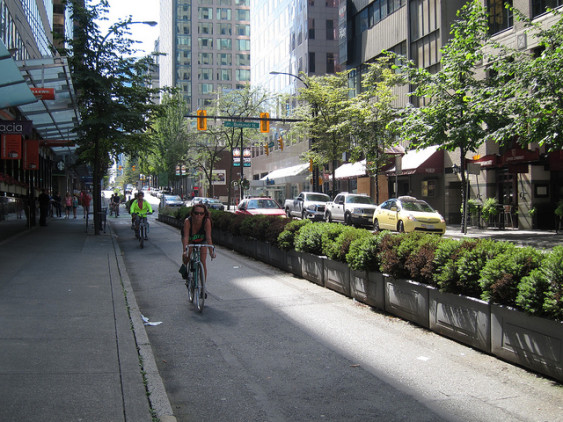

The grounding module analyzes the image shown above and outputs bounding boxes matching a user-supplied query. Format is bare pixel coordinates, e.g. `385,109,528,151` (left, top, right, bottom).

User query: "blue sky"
98,0,160,55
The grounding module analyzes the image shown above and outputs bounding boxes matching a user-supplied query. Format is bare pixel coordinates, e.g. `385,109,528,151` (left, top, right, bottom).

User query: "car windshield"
308,194,330,202
347,196,375,205
206,199,221,204
401,200,435,213
248,199,279,209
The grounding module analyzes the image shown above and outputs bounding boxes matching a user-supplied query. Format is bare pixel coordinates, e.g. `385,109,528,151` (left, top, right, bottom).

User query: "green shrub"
277,219,311,250
517,246,563,320
479,247,545,306
210,210,235,231
264,217,292,246
404,234,442,285
228,213,248,236
324,226,371,263
454,239,514,298
379,232,425,279
346,231,387,271
433,238,478,293
240,214,261,238
481,197,499,222
320,223,346,258
294,222,327,255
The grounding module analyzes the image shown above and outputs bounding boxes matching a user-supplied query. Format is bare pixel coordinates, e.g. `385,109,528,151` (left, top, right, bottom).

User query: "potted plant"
481,197,499,227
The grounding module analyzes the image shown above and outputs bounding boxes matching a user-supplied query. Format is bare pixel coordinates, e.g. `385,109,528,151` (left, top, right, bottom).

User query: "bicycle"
185,243,215,313
134,213,152,248
109,201,120,217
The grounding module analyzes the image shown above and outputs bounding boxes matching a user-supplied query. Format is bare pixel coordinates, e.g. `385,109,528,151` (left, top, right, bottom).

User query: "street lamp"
269,71,322,192
90,20,157,235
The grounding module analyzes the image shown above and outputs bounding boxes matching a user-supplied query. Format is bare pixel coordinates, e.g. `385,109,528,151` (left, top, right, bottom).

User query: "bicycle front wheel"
194,261,205,313
139,226,144,248
187,268,195,303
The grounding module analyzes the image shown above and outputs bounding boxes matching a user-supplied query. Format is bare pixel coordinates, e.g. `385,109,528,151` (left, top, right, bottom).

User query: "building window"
236,53,250,66
218,23,232,35
236,24,250,36
359,8,368,32
199,83,214,94
236,0,250,5
487,0,513,35
219,53,232,65
326,19,335,40
532,0,563,17
237,39,250,51
199,68,213,80
309,52,316,73
216,8,232,20
236,69,250,81
326,53,336,73
217,38,232,50
198,7,213,19
237,9,250,20
198,37,213,49
198,23,213,35
219,0,232,4
421,180,436,197
198,53,213,65
308,19,315,39
177,35,191,46
218,69,232,81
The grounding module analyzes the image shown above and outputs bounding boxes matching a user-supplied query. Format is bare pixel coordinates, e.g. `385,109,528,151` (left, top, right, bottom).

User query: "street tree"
146,91,193,189
399,0,493,232
65,0,161,234
292,71,352,195
347,54,407,204
204,86,272,206
485,6,563,150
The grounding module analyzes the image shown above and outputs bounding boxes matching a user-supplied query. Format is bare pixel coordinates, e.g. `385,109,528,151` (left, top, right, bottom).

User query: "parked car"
160,194,184,208
373,196,446,234
236,197,285,216
200,198,225,211
124,184,134,195
325,193,378,227
284,192,331,220
186,196,205,207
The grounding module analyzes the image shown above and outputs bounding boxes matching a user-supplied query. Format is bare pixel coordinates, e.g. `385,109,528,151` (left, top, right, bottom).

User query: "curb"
110,225,177,422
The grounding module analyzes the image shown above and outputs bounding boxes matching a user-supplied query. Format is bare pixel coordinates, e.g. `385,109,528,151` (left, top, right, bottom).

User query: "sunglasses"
193,211,204,216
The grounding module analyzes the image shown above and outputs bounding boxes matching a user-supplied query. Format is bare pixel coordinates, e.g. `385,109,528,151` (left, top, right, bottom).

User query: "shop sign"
0,120,33,135
23,140,39,170
1,134,22,159
30,87,55,100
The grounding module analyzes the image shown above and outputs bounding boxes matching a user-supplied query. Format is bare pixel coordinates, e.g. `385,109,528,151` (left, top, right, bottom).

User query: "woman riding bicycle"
182,203,215,279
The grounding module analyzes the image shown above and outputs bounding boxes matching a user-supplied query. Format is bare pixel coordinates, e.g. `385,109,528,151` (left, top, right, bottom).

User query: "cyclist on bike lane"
182,203,215,280
111,192,121,216
129,191,153,238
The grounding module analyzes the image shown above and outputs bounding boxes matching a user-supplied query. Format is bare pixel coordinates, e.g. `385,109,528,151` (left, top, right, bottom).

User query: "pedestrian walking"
64,192,72,219
72,194,79,218
52,192,62,218
81,189,92,219
38,189,50,226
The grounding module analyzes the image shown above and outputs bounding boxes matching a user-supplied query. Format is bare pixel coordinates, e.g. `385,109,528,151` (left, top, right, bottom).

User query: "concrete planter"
491,304,563,382
300,252,325,286
232,235,256,256
429,290,491,353
255,240,270,263
286,250,304,278
269,244,289,272
351,270,385,310
384,276,432,328
323,259,351,296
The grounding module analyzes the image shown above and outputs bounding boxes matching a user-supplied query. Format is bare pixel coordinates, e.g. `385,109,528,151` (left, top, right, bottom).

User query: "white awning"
261,163,309,185
335,159,367,180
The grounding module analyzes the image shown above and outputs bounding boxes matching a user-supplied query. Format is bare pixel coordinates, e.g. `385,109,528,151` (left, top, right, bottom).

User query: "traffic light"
260,112,270,133
264,143,269,156
278,137,283,151
132,165,136,171
197,109,207,131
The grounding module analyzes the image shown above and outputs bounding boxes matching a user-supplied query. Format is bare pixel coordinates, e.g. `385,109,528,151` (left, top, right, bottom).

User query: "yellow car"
373,196,446,234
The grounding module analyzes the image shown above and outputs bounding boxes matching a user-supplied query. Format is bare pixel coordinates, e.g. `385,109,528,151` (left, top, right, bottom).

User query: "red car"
236,197,285,216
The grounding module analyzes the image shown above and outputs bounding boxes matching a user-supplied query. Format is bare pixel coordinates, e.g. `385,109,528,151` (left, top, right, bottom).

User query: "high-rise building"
159,0,251,111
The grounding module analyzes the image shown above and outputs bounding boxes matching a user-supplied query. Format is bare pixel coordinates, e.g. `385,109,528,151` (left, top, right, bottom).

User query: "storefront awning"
335,159,367,180
0,40,38,109
17,57,80,141
261,163,309,185
386,146,443,176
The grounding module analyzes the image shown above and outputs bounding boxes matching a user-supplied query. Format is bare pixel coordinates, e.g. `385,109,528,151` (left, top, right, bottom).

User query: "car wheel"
373,219,380,232
398,220,405,233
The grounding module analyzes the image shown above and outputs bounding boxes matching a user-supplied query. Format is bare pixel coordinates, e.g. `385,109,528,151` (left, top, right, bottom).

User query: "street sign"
224,121,260,129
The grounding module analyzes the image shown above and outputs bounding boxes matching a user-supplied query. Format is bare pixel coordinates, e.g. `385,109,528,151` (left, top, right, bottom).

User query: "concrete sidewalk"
0,214,174,421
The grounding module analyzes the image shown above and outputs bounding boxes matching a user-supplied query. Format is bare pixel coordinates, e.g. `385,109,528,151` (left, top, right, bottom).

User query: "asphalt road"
111,209,563,422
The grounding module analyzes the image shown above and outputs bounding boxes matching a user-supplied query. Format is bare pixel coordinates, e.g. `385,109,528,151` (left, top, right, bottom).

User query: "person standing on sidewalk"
64,192,72,218
72,194,79,218
80,190,92,219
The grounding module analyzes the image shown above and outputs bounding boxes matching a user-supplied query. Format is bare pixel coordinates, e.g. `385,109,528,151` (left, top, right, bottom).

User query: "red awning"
386,146,443,176
500,148,540,166
549,151,563,171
